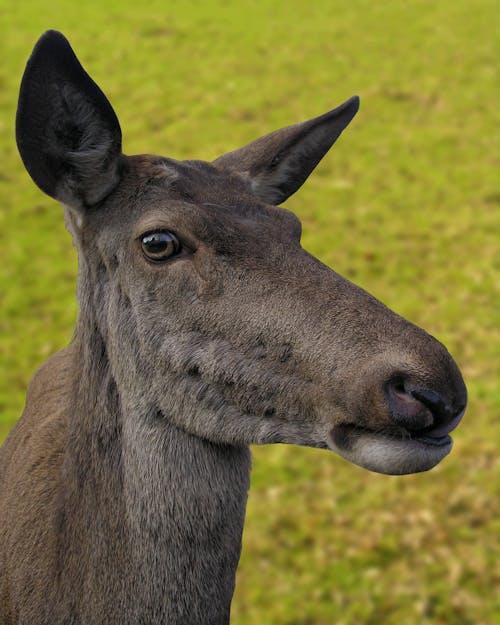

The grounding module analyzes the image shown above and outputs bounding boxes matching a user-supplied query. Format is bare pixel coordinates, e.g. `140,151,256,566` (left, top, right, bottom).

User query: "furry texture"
0,31,466,624
16,30,122,208
214,96,360,205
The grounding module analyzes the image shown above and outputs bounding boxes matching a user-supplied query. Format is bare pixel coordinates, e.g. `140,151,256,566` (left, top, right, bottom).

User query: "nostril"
385,377,466,437
385,377,434,431
392,378,406,394
413,387,466,437
410,388,448,422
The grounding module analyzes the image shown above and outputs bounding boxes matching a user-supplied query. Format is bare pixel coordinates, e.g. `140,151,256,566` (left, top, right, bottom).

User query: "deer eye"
141,231,181,262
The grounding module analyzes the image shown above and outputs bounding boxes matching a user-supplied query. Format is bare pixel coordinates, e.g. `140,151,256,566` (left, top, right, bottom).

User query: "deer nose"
385,377,466,436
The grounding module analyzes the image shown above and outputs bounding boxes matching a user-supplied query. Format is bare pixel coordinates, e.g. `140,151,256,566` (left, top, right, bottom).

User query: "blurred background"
0,1,498,623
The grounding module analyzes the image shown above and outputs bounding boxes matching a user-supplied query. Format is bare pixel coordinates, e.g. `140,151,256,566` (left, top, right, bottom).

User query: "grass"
0,1,498,623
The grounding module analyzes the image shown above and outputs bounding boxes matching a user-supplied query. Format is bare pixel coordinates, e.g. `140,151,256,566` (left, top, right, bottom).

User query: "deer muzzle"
326,352,467,475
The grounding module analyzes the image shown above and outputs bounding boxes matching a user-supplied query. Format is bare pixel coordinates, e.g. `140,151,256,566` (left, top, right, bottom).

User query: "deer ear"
214,96,359,205
16,30,122,210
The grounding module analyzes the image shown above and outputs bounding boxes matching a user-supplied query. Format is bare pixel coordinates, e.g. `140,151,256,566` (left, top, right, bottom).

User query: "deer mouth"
327,421,457,475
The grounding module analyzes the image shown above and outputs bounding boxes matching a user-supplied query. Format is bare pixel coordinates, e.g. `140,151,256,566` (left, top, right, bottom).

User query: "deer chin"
327,424,453,475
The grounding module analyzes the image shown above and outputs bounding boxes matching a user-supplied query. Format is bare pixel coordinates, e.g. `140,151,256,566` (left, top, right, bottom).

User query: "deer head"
16,31,466,475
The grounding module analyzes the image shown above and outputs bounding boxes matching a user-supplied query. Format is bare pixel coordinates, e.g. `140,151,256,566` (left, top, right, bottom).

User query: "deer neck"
65,317,252,624
120,402,251,624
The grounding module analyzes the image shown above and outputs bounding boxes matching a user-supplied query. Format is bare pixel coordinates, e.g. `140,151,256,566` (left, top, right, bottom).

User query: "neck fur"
61,297,251,624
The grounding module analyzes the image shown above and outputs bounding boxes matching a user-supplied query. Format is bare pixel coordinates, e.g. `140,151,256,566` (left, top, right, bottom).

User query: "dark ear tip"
350,94,360,110
20,31,79,93
30,30,72,57
36,29,70,45
342,95,360,115
323,95,359,127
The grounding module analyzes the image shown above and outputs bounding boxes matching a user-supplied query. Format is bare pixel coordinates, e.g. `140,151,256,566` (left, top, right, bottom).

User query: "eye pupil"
144,233,169,253
141,231,180,262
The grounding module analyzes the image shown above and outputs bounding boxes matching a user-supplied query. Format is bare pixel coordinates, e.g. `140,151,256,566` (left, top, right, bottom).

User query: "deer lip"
410,433,452,447
330,403,465,453
329,423,454,452
327,423,454,475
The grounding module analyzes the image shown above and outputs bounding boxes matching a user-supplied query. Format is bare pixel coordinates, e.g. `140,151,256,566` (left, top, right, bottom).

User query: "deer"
0,30,466,625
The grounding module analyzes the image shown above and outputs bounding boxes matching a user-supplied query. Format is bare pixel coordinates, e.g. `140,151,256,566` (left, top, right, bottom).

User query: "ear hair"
214,96,359,205
16,30,122,211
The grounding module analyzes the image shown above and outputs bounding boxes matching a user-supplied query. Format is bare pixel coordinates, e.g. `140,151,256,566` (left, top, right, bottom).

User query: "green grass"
1,1,498,623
